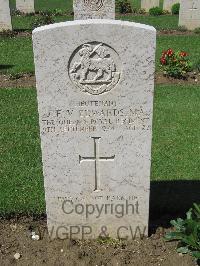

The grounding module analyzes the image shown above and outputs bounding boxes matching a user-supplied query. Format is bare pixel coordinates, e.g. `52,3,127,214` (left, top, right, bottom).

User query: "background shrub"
149,7,163,16
137,8,146,14
177,25,187,32
160,48,193,78
165,203,200,261
116,0,132,14
194,59,200,72
162,9,170,15
31,12,55,29
52,8,65,16
194,27,200,34
171,3,180,15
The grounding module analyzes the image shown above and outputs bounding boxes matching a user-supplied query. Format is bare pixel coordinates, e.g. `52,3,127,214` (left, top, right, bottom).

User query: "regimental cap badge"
83,0,105,11
69,42,121,95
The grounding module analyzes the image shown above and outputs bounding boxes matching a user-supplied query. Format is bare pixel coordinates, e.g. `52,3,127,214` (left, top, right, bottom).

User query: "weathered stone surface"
33,20,156,240
16,0,35,13
179,0,200,30
141,0,159,11
163,0,180,12
74,0,115,19
0,0,12,31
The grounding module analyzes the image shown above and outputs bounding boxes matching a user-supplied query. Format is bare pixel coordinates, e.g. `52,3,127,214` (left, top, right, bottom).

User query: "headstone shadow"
149,180,200,232
0,64,14,70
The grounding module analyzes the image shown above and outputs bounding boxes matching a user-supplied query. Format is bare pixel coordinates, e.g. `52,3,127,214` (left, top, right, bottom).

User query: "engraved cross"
79,137,115,191
190,1,198,11
189,1,198,18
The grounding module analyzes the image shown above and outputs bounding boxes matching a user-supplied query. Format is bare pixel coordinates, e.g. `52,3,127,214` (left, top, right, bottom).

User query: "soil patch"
0,217,198,266
156,72,200,86
0,73,199,89
0,29,198,38
0,74,36,88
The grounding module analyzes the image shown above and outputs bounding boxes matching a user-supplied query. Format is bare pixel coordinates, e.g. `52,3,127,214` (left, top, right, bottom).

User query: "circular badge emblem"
68,42,121,95
83,0,104,11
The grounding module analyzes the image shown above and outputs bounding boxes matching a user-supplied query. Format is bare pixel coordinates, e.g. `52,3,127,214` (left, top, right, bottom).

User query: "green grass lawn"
152,85,200,181
119,15,179,30
0,85,200,215
11,14,74,31
0,37,34,75
0,88,44,215
0,35,199,75
9,0,143,12
9,0,164,12
9,0,177,32
10,0,73,12
11,14,179,31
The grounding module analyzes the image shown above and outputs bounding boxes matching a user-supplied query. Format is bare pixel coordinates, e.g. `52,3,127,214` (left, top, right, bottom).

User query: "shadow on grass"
13,29,32,33
0,65,14,70
149,180,200,231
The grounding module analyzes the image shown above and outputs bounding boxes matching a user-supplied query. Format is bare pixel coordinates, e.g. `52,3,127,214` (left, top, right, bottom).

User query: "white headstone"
0,0,12,31
16,0,35,14
74,0,115,19
33,20,156,240
141,0,160,11
179,0,200,30
163,0,180,12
